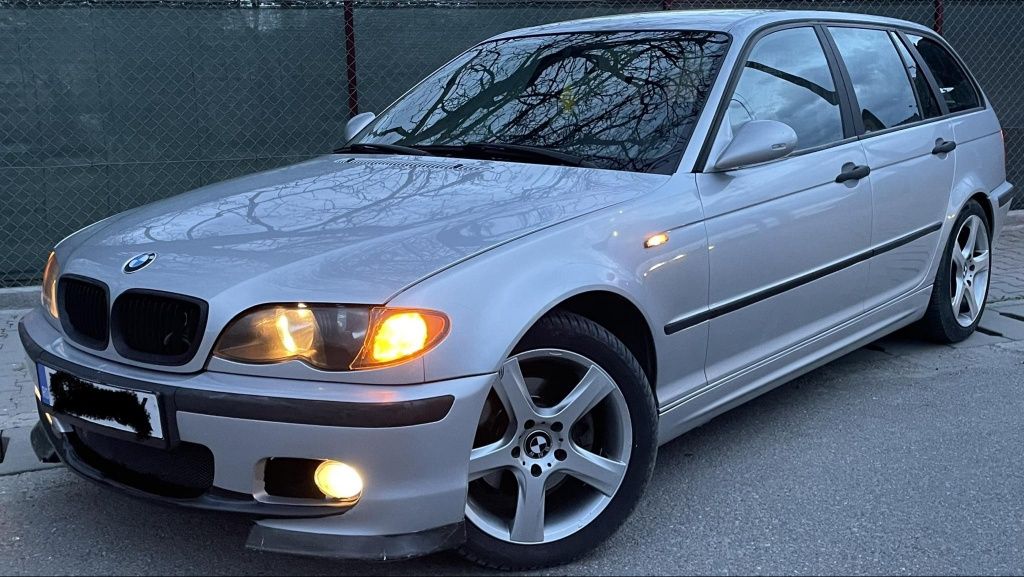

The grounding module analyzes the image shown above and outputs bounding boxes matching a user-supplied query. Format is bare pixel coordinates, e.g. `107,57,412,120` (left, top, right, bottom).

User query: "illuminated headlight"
213,304,448,371
41,251,60,319
214,304,368,370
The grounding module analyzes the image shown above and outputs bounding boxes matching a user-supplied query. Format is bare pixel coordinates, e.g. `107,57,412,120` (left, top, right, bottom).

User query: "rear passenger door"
826,26,954,309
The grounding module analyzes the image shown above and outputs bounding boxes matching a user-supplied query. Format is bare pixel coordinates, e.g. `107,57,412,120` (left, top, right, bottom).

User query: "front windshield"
355,30,731,174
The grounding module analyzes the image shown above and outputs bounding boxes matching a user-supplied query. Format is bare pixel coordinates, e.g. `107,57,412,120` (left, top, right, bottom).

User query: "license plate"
37,364,164,440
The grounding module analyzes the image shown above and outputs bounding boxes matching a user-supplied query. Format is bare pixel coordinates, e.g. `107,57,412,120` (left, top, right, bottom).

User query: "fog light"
314,460,363,501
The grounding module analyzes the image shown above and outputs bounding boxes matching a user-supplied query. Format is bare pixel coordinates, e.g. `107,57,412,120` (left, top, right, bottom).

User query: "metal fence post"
933,0,945,34
344,0,360,118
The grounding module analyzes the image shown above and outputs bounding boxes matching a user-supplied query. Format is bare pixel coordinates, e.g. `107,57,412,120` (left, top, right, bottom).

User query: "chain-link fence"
1,0,1021,287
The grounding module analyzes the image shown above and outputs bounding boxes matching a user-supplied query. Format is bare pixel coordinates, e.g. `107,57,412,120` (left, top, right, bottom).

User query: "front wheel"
459,311,657,570
918,200,992,343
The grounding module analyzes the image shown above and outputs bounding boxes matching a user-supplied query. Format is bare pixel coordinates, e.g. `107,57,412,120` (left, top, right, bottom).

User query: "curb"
0,286,38,311
1006,209,1024,228
0,425,61,477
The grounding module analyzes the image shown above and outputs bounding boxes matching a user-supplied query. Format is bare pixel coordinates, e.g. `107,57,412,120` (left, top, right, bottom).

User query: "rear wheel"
918,200,992,343
459,311,657,570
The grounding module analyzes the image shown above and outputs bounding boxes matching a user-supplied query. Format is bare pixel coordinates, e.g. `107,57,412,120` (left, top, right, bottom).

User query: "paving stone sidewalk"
0,310,35,432
990,217,1024,302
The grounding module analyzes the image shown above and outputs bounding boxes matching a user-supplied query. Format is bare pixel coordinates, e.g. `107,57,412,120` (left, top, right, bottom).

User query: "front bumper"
19,308,493,560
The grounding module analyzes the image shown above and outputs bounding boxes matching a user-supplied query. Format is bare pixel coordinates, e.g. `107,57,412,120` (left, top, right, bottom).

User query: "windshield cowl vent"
335,157,476,171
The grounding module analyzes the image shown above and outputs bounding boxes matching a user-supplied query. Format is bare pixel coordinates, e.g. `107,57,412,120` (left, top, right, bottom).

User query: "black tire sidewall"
461,312,658,570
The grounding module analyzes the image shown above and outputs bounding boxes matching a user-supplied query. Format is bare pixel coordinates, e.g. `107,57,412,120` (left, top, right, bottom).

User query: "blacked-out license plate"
37,364,164,440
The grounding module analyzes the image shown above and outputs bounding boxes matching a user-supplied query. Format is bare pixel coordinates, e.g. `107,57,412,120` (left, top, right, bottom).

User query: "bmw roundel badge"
123,252,157,274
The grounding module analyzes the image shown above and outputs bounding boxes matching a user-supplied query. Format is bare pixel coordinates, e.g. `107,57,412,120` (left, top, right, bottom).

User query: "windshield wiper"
332,142,434,156
420,142,596,168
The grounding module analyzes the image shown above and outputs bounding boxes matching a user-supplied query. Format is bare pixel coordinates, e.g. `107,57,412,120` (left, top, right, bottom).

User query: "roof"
488,9,934,41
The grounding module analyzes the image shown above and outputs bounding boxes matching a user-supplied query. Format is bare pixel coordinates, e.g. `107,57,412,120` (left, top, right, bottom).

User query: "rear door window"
829,27,922,133
907,34,981,113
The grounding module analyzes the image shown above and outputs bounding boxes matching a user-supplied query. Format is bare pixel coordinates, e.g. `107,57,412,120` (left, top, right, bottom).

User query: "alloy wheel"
466,349,632,545
949,214,991,327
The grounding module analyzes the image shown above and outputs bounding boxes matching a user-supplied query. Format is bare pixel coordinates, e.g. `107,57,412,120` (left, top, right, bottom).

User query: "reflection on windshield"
358,31,730,174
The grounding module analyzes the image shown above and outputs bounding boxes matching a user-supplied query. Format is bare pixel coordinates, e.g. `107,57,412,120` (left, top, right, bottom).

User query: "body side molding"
664,221,943,335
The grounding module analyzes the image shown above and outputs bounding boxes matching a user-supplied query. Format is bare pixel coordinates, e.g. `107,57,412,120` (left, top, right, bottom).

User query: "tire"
918,199,992,343
458,311,658,570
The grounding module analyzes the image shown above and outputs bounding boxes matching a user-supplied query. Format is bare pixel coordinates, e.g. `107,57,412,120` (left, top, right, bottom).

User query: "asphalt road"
1,326,1023,576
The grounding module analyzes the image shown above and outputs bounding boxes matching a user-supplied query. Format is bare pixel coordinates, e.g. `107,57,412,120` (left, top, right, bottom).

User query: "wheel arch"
933,184,997,283
546,291,658,391
398,256,664,387
967,191,995,232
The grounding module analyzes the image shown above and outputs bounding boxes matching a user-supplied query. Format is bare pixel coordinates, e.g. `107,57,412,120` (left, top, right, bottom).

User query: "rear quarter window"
907,34,981,113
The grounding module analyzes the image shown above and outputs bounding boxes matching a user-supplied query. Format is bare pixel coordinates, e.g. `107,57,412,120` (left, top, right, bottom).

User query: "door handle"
836,164,871,183
932,139,957,155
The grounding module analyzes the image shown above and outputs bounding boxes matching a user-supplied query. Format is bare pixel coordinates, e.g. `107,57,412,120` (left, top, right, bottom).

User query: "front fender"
389,178,710,404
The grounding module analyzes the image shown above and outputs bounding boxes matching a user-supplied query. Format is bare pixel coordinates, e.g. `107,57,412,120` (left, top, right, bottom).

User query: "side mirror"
343,111,376,142
713,120,798,171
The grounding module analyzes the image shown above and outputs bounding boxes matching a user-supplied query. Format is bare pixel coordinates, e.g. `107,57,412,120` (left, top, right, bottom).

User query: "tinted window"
893,34,942,119
830,27,921,132
908,34,981,113
358,31,731,174
729,27,844,150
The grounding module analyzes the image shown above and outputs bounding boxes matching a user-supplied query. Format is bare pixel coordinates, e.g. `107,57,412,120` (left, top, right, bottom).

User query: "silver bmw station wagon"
21,9,1014,570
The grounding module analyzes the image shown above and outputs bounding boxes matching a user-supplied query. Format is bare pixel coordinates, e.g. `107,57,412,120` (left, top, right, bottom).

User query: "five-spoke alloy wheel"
919,200,992,342
466,350,632,544
459,311,657,570
949,214,991,327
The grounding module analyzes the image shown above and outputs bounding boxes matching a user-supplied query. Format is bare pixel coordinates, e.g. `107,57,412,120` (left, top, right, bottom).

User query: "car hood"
60,155,667,305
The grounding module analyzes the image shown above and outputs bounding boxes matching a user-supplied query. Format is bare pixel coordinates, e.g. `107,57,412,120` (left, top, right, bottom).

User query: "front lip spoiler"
18,319,455,429
246,521,466,562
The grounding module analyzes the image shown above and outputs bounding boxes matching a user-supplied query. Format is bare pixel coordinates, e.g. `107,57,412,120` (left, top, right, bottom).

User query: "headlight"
213,305,448,371
41,252,60,319
214,304,369,370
